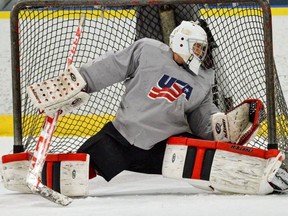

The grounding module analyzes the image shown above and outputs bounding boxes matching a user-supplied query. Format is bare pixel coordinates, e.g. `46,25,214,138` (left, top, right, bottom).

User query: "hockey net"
10,0,288,166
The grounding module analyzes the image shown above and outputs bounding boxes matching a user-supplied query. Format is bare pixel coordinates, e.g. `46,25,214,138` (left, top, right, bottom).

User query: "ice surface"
1,136,288,215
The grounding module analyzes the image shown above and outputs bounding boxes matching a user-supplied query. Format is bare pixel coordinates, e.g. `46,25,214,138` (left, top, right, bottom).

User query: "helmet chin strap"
182,54,200,76
183,62,196,76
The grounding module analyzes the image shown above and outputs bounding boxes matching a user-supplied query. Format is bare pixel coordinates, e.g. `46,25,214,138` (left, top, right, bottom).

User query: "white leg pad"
162,137,283,195
1,153,90,196
1,160,31,193
59,159,90,196
162,144,188,179
162,144,214,192
209,150,281,194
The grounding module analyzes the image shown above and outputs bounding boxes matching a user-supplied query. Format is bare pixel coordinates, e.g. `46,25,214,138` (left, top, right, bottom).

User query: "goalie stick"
26,15,86,206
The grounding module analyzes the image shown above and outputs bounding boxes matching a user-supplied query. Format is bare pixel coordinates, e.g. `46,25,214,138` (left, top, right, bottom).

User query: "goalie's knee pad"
1,152,90,196
162,137,283,195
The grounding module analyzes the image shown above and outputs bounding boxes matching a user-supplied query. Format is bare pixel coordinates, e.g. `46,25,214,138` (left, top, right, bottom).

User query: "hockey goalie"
2,20,288,197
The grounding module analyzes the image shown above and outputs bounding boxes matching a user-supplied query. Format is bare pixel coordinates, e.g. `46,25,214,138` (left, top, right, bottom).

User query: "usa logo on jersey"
148,74,193,102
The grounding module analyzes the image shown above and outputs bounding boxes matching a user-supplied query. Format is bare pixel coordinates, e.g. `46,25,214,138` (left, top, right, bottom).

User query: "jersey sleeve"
187,90,219,140
79,40,143,93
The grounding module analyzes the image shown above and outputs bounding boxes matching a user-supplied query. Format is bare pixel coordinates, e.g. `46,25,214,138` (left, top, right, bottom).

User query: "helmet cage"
188,39,208,61
169,21,208,75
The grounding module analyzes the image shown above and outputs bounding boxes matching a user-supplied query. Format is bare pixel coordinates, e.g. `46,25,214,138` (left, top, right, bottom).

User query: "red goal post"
9,0,288,167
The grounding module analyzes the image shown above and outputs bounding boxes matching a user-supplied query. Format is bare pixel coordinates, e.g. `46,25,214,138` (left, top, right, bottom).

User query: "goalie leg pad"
1,153,31,193
1,152,90,196
162,137,283,195
209,149,282,194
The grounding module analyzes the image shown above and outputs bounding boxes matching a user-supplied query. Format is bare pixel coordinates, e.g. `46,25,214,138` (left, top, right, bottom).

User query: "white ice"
1,136,288,216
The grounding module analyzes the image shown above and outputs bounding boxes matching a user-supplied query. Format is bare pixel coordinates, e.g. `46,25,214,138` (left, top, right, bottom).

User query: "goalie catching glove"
27,64,89,116
212,99,266,145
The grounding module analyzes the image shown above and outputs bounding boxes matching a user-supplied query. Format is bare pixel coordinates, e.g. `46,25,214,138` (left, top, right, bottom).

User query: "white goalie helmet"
169,21,208,75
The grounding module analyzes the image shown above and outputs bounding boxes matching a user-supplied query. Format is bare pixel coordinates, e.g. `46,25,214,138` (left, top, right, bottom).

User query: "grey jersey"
80,38,219,150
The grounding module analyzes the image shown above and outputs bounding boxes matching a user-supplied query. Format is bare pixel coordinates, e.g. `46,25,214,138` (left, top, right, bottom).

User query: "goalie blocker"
162,137,283,194
27,64,89,116
1,153,93,196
